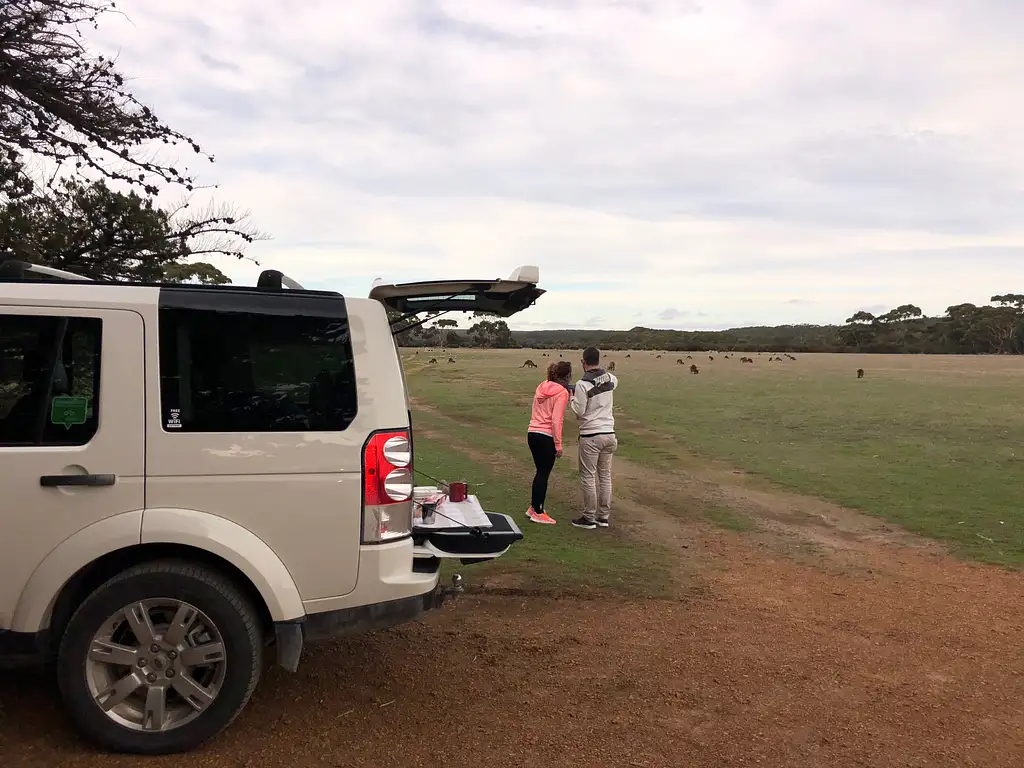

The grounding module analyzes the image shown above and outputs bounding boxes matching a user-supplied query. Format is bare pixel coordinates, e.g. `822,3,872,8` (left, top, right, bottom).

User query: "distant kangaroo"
448,357,456,363
429,358,437,364
708,355,714,361
676,358,684,364
857,368,865,379
686,355,692,359
656,354,662,358
607,361,616,371
690,364,699,374
522,359,537,368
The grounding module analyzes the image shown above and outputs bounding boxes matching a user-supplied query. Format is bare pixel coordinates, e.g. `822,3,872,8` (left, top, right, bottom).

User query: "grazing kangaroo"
690,364,699,374
522,359,537,368
676,358,684,364
448,357,456,363
857,368,865,378
686,355,692,359
429,358,437,364
656,354,662,358
625,354,631,358
708,355,714,361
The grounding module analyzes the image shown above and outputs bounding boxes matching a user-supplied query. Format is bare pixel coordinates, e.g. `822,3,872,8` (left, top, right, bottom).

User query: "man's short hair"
582,346,600,366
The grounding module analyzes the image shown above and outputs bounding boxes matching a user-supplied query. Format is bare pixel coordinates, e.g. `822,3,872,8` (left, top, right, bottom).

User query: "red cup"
448,481,468,503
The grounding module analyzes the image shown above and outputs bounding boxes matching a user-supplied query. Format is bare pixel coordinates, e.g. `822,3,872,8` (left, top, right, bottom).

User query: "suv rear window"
158,307,358,433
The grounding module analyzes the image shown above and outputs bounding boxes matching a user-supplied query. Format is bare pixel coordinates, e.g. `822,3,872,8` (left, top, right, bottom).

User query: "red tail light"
362,429,413,543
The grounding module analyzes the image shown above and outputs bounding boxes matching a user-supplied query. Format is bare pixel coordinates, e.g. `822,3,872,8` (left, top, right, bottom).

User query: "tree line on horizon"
399,295,1024,355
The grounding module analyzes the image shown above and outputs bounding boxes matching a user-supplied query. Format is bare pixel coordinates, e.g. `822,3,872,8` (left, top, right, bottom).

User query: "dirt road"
2,458,1023,767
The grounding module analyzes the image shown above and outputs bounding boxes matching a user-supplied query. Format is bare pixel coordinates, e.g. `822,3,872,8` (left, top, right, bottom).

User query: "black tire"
56,559,263,754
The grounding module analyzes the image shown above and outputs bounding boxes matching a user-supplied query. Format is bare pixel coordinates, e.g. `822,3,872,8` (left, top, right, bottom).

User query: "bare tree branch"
0,1,209,196
0,153,270,283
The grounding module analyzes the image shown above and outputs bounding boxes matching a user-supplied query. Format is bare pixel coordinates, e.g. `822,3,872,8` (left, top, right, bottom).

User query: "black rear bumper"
273,587,446,672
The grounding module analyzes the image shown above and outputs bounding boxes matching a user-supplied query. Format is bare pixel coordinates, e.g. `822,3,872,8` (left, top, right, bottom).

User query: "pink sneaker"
527,508,557,525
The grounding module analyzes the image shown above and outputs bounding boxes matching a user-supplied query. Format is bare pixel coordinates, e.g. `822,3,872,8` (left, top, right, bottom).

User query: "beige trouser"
578,433,618,522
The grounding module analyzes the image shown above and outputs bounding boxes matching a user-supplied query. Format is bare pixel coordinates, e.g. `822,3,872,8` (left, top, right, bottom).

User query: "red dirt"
3,451,1024,766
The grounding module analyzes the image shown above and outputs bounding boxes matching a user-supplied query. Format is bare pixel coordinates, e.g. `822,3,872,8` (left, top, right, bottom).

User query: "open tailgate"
413,512,524,565
369,265,544,318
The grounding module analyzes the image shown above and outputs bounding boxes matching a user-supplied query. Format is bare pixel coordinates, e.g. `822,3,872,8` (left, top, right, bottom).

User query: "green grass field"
406,349,1024,589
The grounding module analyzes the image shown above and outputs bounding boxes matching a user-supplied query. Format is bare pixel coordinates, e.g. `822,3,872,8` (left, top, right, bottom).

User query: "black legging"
528,431,557,512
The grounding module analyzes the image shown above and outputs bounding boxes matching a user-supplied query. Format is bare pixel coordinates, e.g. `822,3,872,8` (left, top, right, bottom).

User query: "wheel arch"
13,507,305,647
44,543,277,657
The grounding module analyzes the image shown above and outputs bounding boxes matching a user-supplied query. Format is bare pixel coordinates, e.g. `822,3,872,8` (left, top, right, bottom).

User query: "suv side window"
159,308,358,433
0,314,102,446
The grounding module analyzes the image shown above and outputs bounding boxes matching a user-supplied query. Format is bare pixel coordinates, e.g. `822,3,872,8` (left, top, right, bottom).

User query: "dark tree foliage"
0,0,210,195
385,310,518,349
0,157,267,283
468,318,516,348
0,2,270,282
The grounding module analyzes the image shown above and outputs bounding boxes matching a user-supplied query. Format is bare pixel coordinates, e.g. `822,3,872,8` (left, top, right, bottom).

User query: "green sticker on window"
51,396,89,429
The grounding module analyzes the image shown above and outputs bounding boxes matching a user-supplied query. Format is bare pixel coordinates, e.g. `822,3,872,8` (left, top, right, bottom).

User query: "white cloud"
83,0,1024,329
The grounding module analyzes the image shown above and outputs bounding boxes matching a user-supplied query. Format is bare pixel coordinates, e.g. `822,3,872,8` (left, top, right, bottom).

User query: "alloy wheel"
84,599,227,732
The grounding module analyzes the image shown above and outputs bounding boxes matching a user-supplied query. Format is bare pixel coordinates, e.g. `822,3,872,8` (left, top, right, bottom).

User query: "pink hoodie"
528,380,571,451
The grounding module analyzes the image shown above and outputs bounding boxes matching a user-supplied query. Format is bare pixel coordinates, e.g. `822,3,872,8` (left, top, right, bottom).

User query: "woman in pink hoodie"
526,360,573,525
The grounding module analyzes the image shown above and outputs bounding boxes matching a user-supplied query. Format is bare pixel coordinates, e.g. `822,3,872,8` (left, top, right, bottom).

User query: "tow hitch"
442,573,464,598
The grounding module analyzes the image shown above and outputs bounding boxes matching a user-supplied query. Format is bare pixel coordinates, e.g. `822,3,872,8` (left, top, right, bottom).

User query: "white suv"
0,259,540,754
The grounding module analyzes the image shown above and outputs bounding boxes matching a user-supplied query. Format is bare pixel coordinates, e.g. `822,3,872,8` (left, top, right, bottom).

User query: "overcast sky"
91,0,1024,330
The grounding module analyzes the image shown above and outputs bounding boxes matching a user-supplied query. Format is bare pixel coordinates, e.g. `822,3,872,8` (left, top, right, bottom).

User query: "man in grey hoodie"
569,346,618,529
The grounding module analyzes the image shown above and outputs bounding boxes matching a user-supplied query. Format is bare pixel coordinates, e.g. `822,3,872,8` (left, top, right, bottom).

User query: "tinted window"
159,308,358,432
0,315,102,446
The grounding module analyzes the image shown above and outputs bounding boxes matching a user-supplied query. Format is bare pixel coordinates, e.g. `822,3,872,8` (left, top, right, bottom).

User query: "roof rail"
0,257,309,292
0,259,92,282
256,269,305,290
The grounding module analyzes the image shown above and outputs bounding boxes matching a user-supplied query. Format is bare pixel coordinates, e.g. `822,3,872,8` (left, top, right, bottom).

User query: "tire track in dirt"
409,395,937,574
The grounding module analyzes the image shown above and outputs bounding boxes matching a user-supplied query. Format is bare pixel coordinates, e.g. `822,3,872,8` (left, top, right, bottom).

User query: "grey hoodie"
570,367,617,436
